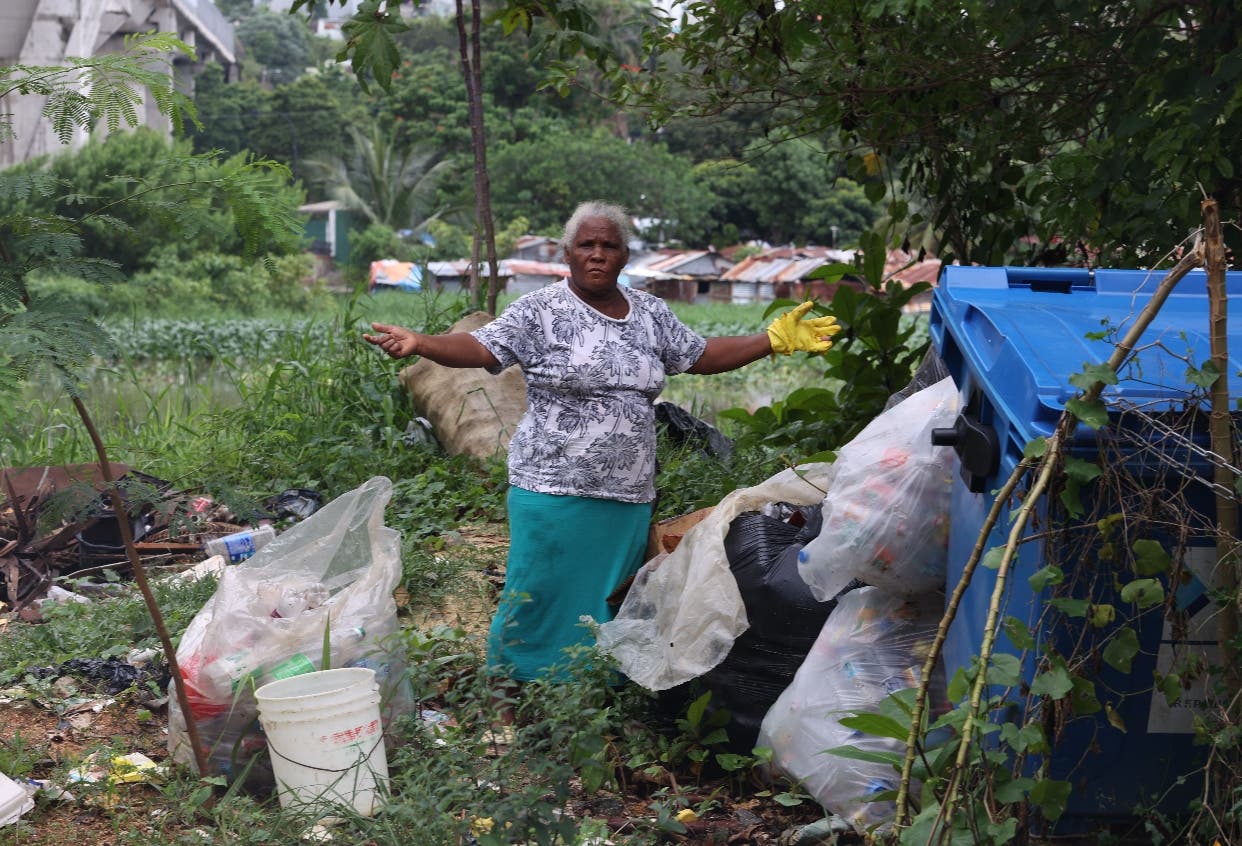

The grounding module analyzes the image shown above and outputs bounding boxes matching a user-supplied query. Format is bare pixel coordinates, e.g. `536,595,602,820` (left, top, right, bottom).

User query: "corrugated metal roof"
642,251,702,273
427,260,514,278
721,255,834,283
505,259,569,277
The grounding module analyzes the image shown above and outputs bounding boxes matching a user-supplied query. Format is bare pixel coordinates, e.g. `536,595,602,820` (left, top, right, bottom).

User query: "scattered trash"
400,417,437,449
302,815,345,844
126,647,160,667
655,401,733,459
31,657,167,695
175,554,226,583
419,708,455,745
0,464,241,608
67,752,165,786
778,816,856,846
264,488,323,522
29,778,74,803
109,752,164,784
34,585,91,607
168,478,413,787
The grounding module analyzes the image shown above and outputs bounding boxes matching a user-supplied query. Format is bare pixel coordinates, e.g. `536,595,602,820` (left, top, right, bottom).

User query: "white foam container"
0,771,34,827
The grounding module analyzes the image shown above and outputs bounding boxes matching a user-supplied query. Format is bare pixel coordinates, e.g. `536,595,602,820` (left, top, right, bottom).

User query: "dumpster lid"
932,265,1242,441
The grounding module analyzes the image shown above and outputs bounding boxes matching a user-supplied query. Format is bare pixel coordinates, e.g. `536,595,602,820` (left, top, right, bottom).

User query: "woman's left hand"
766,302,842,355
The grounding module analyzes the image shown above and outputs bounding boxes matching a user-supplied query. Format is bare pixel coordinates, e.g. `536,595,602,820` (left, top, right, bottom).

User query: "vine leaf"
1029,565,1064,591
1184,359,1220,388
1088,603,1116,627
1069,362,1118,389
1155,672,1183,706
1003,616,1036,650
1065,396,1109,428
1102,626,1140,672
986,653,1022,687
1030,664,1073,699
1029,778,1072,820
982,546,1005,570
1132,539,1171,576
1120,578,1165,608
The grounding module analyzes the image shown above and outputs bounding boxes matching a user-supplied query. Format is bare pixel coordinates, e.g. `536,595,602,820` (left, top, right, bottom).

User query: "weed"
0,576,216,684
0,730,40,778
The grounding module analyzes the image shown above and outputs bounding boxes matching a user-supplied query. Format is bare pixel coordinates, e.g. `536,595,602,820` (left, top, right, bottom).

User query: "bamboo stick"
71,397,209,777
1202,198,1241,709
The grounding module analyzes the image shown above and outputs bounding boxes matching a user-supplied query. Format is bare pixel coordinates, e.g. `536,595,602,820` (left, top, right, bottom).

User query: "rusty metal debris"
0,464,246,611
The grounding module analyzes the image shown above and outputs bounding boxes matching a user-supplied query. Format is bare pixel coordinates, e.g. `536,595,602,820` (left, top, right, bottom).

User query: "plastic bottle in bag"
202,650,262,697
203,524,276,563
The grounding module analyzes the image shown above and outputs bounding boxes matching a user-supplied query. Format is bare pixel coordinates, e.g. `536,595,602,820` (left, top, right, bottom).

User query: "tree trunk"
455,0,501,315
1203,198,1240,707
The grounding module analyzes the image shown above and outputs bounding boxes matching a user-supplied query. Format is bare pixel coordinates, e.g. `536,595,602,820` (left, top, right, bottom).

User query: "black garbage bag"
655,401,733,459
659,504,859,754
31,657,168,695
883,346,952,411
262,488,323,522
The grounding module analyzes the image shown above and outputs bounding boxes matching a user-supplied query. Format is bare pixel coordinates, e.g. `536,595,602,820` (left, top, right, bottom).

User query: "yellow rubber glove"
766,301,842,355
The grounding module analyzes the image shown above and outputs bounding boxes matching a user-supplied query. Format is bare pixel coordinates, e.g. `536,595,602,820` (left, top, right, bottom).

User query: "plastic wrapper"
882,347,952,412
757,586,944,832
596,463,835,691
798,377,958,600
167,476,411,781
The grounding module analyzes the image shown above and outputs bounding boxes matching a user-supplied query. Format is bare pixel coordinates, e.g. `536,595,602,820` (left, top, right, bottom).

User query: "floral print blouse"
472,280,707,503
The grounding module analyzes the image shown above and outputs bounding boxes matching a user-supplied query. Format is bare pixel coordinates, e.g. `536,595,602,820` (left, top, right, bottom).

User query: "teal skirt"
487,486,651,681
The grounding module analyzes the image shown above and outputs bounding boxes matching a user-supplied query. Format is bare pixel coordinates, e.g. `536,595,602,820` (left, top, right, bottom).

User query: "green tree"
516,0,1242,265
304,123,457,234
9,127,305,275
488,129,711,238
186,62,266,156
245,72,358,192
235,6,315,86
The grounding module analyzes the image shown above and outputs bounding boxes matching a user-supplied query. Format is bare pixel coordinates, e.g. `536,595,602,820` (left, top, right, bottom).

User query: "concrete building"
0,0,236,167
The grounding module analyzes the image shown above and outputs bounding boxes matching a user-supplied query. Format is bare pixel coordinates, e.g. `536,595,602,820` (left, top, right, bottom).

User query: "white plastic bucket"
254,667,389,816
0,771,34,827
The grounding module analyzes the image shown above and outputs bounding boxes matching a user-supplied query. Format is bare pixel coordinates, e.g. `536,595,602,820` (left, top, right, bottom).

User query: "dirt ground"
0,524,845,846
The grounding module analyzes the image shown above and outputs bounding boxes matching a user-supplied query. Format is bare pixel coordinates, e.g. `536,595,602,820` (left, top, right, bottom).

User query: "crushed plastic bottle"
203,524,276,563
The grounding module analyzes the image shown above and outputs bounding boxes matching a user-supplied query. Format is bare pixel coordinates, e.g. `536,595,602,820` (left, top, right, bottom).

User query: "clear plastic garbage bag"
596,463,835,691
167,476,410,780
757,586,944,833
798,377,959,600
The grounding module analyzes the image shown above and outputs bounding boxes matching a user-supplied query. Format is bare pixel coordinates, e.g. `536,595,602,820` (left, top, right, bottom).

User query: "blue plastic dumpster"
929,265,1241,830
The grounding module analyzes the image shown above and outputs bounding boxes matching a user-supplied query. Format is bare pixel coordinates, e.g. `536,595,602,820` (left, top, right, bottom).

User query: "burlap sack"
398,311,527,459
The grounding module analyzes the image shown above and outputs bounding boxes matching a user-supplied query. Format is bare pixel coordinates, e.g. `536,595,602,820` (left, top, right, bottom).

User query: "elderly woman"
364,201,838,683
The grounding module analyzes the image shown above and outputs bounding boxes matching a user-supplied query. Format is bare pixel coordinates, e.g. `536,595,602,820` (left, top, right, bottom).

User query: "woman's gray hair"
559,201,633,255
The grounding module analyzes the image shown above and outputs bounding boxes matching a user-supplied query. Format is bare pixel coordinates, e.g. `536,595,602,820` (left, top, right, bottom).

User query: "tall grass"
3,290,827,537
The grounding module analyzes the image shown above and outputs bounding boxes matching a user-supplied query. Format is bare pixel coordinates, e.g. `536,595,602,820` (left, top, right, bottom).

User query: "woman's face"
566,216,629,300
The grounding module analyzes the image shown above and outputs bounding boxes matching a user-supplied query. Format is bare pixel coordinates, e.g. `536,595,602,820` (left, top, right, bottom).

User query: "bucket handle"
266,736,385,774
